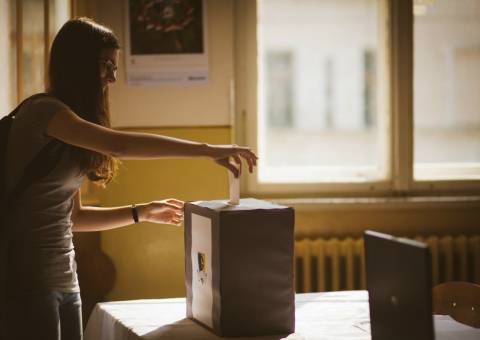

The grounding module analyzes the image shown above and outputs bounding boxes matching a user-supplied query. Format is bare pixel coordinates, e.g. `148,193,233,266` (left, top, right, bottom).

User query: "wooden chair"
433,281,480,328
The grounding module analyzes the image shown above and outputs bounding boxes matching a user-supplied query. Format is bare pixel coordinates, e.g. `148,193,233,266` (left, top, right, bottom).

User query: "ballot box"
184,198,295,337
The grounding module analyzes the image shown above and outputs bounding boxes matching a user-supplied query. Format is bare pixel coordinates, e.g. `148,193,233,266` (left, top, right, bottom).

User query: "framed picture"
125,0,209,85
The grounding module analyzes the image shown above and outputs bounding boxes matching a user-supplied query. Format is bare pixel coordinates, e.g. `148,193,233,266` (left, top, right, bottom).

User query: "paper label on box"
191,213,213,328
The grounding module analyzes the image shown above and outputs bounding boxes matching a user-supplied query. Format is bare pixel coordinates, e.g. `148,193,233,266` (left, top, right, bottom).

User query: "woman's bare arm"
46,108,257,175
71,190,184,232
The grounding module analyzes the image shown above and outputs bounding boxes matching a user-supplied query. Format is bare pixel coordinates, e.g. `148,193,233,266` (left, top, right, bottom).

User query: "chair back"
433,281,480,328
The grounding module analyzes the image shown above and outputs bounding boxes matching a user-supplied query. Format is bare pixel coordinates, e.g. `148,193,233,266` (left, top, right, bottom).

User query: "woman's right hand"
208,144,258,177
139,198,185,226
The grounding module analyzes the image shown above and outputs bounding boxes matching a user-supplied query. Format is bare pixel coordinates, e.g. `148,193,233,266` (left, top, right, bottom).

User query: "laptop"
364,230,433,340
364,230,480,340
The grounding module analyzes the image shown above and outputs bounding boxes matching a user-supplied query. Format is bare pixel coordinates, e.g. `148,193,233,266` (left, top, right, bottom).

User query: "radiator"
294,235,480,293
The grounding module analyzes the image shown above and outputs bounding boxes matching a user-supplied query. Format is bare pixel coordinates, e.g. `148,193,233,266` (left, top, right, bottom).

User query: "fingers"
225,162,240,178
166,208,183,226
212,144,258,176
171,210,184,225
238,146,258,160
224,160,240,178
216,158,240,177
240,152,254,173
165,198,184,209
233,154,242,167
232,155,242,175
142,199,185,226
247,149,258,166
171,218,182,226
234,147,257,173
162,201,184,211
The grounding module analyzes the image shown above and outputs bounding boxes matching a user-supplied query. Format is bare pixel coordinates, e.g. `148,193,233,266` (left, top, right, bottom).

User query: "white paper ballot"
228,170,240,205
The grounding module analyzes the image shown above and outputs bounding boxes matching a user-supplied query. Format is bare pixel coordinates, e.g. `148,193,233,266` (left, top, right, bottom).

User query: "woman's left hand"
209,144,258,177
140,198,185,226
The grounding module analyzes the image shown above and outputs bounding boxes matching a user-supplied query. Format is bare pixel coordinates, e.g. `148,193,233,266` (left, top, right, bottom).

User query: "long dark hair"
48,17,119,185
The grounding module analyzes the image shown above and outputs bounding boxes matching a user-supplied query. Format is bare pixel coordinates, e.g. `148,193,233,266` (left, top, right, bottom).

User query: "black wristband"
131,204,139,223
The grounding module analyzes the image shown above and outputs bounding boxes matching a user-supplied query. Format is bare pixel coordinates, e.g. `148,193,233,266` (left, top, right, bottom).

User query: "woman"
4,18,256,340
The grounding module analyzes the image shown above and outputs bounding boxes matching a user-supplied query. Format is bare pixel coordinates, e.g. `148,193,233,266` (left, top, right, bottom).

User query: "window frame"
12,0,75,105
234,0,480,197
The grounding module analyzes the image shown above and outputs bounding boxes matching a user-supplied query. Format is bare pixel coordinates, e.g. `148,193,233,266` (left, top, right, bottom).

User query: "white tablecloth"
84,290,371,340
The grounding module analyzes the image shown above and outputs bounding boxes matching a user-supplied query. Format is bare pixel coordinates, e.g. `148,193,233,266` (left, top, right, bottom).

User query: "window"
235,0,480,195
257,0,387,185
0,0,72,116
413,0,480,181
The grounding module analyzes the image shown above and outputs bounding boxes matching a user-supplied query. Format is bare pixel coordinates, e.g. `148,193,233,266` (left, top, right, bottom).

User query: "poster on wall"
125,0,209,85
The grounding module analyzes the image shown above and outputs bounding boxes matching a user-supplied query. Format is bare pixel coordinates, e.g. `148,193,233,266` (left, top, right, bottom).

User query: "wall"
96,0,234,128
100,127,231,300
77,0,235,300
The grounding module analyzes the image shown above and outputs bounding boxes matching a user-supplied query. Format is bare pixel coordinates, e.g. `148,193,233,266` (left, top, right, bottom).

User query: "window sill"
270,196,480,212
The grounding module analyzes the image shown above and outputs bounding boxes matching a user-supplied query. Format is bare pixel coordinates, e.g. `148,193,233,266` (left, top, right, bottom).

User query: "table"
84,290,371,340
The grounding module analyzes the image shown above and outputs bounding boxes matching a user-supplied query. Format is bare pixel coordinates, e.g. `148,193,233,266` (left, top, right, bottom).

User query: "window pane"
49,0,71,43
414,0,480,180
0,0,70,115
22,0,46,98
258,0,388,183
0,0,16,115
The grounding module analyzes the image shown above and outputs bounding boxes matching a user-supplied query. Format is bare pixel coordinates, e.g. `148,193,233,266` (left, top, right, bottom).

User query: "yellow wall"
99,127,231,300
76,0,238,300
95,0,234,128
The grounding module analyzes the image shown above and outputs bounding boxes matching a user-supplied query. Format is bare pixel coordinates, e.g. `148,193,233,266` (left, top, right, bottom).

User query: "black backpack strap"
7,92,50,118
3,92,65,209
1,93,51,202
7,140,65,207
